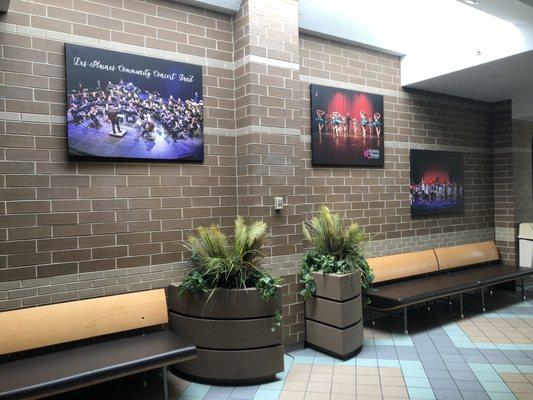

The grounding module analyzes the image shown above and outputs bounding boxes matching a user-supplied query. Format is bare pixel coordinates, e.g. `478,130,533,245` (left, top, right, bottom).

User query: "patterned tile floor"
50,285,533,400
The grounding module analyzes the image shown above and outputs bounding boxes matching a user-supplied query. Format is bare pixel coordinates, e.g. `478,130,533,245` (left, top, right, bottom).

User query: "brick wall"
492,101,516,262
0,0,517,348
513,119,533,226
0,0,237,297
298,34,495,256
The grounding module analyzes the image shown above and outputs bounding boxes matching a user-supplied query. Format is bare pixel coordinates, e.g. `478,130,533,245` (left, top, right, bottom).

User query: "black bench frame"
368,264,531,335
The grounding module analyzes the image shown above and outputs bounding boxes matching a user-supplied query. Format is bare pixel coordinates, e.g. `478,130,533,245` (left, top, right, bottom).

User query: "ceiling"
404,50,533,102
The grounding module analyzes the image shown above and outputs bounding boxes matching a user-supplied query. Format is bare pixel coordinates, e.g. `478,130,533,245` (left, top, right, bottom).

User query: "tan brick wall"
299,34,495,250
0,0,237,283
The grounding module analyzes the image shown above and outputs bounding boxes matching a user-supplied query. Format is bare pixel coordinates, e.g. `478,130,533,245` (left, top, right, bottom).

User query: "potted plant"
168,217,284,384
300,206,374,358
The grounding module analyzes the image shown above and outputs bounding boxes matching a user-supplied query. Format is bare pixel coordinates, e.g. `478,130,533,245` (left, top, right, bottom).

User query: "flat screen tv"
310,84,384,166
65,44,203,161
410,149,464,217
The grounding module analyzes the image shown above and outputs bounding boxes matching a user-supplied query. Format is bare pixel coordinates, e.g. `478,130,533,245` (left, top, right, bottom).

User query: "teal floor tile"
292,356,314,364
517,365,533,373
469,363,495,372
404,376,431,388
492,364,519,373
402,368,427,378
378,358,400,368
314,356,335,365
407,387,436,400
356,358,378,366
473,372,503,382
480,381,511,392
183,383,211,397
253,389,280,400
487,392,517,400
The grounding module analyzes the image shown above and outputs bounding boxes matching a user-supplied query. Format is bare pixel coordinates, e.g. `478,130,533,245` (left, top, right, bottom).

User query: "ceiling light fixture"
465,0,480,5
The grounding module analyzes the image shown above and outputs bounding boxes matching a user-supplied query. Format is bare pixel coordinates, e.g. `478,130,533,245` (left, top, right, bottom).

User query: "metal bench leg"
481,287,486,312
426,301,431,312
371,309,376,326
522,278,526,300
459,293,464,318
489,285,493,296
162,366,168,400
403,307,408,335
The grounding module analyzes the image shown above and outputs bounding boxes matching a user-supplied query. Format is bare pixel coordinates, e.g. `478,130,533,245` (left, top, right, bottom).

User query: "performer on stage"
371,112,382,136
359,110,368,136
315,109,326,135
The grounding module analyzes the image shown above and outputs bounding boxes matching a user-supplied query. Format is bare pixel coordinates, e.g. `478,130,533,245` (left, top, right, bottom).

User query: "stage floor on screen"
67,118,203,160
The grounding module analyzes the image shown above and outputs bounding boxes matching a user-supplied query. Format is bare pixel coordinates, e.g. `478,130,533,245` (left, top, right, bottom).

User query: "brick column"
492,101,516,263
233,0,305,346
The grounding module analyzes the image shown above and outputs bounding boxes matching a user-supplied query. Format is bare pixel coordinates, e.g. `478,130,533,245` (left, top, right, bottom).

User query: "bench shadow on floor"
46,370,189,400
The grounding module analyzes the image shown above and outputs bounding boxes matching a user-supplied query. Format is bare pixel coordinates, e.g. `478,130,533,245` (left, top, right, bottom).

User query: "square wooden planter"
305,270,363,358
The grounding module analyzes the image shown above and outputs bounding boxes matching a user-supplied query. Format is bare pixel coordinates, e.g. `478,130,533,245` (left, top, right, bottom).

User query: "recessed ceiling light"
465,0,480,5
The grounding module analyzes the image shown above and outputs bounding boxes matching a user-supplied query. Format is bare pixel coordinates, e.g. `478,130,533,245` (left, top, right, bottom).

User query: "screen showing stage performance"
310,84,384,166
65,44,203,161
410,149,464,217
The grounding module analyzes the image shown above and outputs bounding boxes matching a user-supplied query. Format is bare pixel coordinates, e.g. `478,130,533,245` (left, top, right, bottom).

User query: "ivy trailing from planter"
178,217,283,331
299,206,374,304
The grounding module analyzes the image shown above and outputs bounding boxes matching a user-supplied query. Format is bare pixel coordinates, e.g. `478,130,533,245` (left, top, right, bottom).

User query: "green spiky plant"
299,206,374,304
178,217,282,331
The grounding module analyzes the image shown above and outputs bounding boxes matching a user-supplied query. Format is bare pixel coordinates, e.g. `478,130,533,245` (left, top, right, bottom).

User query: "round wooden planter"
168,285,284,385
305,270,363,358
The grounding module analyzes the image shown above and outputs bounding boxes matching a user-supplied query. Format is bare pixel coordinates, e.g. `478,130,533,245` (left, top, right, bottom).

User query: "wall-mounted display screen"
65,44,203,161
310,84,384,166
410,149,464,217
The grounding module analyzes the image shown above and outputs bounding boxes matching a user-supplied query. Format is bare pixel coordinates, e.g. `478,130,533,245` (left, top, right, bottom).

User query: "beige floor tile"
312,365,334,373
333,365,356,375
332,374,356,384
330,383,356,394
304,392,331,400
284,381,309,391
287,372,311,381
356,367,379,376
380,375,405,386
525,374,533,383
309,373,333,383
508,382,533,393
306,382,332,393
291,365,313,373
357,375,380,385
501,373,529,383
379,367,403,377
356,394,383,400
329,394,355,400
381,385,408,397
279,391,306,400
357,384,382,396
515,392,533,400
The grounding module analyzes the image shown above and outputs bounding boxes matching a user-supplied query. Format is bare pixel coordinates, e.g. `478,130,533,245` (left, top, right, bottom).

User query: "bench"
0,289,196,400
367,241,533,334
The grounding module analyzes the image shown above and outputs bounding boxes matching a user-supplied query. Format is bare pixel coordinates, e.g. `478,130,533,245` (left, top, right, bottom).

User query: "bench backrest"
367,250,439,283
0,289,168,356
434,241,499,271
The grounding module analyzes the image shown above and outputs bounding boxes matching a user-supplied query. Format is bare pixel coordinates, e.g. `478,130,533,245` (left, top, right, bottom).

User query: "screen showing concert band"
65,44,203,161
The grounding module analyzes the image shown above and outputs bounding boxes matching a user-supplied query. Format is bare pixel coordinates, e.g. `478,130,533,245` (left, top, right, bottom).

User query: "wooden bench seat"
0,289,196,400
367,241,533,334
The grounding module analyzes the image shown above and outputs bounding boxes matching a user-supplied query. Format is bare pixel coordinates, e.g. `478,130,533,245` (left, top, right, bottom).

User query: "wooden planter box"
305,270,363,358
168,285,284,384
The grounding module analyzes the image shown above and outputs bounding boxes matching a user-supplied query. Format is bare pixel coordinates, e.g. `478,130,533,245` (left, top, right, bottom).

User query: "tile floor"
51,285,533,400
